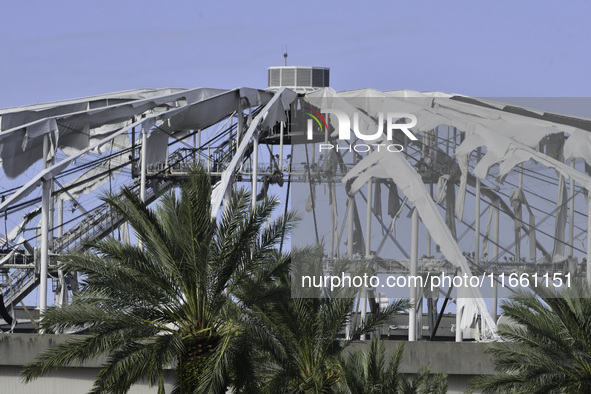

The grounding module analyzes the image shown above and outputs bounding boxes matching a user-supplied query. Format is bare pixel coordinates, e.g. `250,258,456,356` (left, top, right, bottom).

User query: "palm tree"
470,282,591,393
21,167,297,394
252,248,411,393
338,338,448,394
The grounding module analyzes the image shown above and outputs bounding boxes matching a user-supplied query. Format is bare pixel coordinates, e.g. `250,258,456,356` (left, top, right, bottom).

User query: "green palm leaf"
21,167,295,394
470,281,591,393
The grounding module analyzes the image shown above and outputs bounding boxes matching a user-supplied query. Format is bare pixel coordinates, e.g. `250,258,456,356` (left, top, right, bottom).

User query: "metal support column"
455,298,463,342
237,98,243,146
347,195,354,258
251,132,258,210
330,182,336,259
569,159,575,257
49,177,55,245
225,179,233,208
140,127,148,202
192,132,197,163
55,196,67,308
346,193,355,340
40,135,50,314
279,122,284,171
475,148,481,266
195,129,201,167
57,199,63,238
587,194,591,285
475,179,481,266
131,124,136,176
427,183,433,256
237,100,243,173
364,179,373,256
492,198,500,322
409,207,419,342
515,164,524,262
361,178,372,340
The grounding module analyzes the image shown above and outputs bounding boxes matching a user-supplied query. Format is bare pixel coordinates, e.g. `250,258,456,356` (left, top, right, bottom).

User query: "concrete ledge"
0,334,175,394
0,334,104,368
347,340,496,375
2,334,494,393
4,334,495,374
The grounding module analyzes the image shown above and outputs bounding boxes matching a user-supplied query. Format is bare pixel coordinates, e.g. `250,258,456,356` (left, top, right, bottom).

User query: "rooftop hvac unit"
267,66,329,92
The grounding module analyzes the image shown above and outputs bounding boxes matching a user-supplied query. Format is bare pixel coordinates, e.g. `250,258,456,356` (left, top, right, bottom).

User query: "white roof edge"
0,87,189,114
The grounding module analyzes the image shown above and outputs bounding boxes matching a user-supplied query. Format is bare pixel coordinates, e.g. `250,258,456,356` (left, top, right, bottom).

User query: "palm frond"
470,280,591,393
21,166,298,394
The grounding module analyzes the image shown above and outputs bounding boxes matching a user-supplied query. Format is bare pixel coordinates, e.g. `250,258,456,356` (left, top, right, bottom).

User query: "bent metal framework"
1,66,590,342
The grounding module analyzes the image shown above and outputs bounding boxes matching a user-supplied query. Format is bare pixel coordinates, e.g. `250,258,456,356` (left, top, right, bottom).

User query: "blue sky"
2,0,591,109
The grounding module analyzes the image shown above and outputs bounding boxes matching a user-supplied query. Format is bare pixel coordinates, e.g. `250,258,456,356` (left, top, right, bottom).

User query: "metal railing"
4,269,38,306
2,178,175,311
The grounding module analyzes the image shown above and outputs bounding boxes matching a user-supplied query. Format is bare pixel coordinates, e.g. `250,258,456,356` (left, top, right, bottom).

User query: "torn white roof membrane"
302,89,591,336
302,89,591,337
0,88,274,212
0,88,184,115
210,87,297,217
0,88,230,178
3,85,591,340
325,94,495,335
